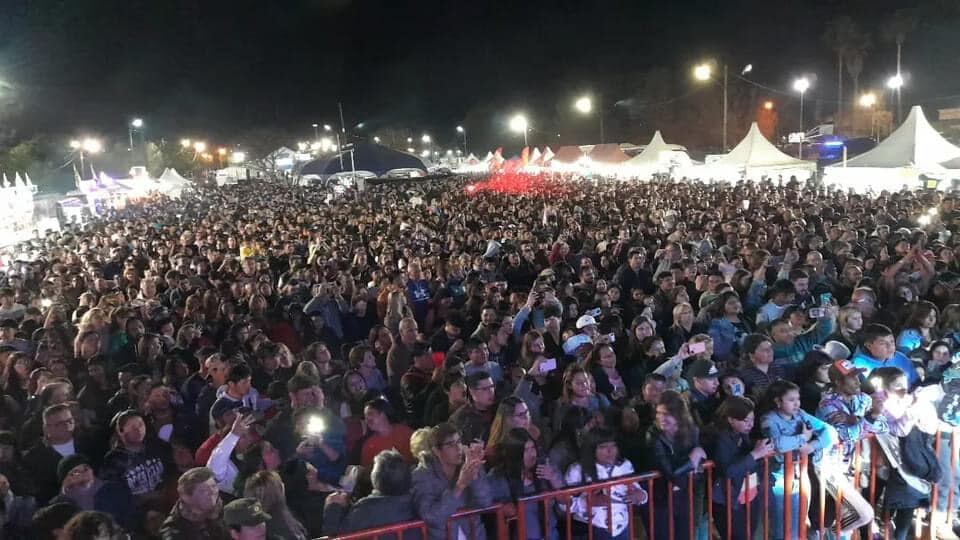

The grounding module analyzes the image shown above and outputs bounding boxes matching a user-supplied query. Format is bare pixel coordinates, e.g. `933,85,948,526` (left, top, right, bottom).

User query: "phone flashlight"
306,416,325,435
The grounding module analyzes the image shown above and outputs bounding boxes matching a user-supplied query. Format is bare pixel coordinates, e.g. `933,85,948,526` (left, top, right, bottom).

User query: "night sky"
0,0,956,151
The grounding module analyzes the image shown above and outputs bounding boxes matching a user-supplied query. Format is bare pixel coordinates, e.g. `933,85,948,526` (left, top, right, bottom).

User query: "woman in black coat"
705,397,775,540
642,390,707,540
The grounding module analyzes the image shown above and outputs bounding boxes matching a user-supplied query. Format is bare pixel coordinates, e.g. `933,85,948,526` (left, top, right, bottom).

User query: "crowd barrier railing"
321,427,960,540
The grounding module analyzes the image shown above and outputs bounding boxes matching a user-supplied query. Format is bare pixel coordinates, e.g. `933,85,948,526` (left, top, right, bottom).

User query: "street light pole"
722,65,728,151
456,126,467,155
793,77,810,160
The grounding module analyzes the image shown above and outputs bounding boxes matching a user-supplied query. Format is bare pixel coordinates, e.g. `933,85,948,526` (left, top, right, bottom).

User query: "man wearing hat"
816,360,888,458
562,333,594,363
576,312,602,339
685,358,722,425
223,497,271,540
195,398,244,470
815,340,852,362
49,454,134,531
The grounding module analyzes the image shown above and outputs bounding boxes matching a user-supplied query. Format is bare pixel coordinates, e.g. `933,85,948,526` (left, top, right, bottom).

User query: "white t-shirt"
52,440,76,458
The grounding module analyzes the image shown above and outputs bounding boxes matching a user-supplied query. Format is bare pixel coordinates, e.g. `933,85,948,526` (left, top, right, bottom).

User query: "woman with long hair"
706,291,753,366
826,306,863,353
563,426,648,540
1,352,33,406
488,428,563,540
644,390,706,540
663,303,705,356
585,343,628,405
707,396,775,540
551,365,610,434
897,300,939,354
244,470,308,540
487,397,541,456
360,397,413,467
72,330,101,383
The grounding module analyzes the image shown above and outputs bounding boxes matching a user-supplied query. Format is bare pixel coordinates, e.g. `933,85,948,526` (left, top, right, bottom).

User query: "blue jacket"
761,409,837,468
709,317,751,365
850,348,919,387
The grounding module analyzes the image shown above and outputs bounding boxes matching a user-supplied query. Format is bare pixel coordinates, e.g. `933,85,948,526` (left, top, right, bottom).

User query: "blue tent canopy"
300,142,428,177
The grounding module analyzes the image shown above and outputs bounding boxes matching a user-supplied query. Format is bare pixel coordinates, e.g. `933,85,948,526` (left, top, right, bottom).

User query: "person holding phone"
707,396,775,540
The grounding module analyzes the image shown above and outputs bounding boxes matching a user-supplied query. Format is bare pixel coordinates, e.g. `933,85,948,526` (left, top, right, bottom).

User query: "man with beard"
159,467,229,540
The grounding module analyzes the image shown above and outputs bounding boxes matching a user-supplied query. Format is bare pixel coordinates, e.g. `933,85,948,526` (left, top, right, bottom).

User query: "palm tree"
881,9,918,123
843,29,871,123
822,16,858,130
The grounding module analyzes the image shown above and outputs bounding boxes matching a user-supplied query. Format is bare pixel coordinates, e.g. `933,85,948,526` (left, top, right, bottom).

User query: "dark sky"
1,0,956,150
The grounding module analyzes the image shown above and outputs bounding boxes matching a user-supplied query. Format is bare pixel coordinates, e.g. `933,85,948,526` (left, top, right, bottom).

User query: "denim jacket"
761,409,837,468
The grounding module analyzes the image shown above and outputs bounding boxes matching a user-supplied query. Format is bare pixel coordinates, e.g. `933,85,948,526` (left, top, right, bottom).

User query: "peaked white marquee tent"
624,131,694,176
825,106,960,192
702,122,816,181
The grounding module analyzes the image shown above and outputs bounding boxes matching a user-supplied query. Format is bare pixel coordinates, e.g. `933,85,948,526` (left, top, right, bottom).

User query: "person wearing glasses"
23,403,99,505
411,423,492,540
449,372,497,444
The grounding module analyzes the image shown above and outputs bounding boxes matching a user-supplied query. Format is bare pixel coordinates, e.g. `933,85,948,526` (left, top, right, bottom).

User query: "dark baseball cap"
687,358,720,380
223,497,271,528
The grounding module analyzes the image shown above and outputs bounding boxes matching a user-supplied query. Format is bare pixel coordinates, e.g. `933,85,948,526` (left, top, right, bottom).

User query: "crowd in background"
0,175,958,540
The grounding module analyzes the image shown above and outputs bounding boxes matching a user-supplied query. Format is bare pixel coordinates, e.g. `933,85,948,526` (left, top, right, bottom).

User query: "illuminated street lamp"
312,123,319,139
456,125,467,154
692,61,749,151
693,64,712,81
421,134,431,144
70,137,102,173
407,137,413,143
859,93,877,108
509,114,529,146
373,136,381,144
180,139,191,148
763,101,774,110
128,118,144,153
793,77,811,159
574,96,604,143
193,141,207,153
574,97,592,114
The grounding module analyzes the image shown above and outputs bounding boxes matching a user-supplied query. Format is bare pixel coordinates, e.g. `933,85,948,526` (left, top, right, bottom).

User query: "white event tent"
158,168,191,197
624,131,694,176
824,106,960,192
701,122,816,181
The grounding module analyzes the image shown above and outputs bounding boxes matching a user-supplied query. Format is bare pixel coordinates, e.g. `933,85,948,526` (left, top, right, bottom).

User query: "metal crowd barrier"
321,429,960,540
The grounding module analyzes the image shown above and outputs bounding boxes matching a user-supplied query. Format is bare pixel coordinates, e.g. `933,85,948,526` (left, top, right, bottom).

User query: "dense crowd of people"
0,173,958,540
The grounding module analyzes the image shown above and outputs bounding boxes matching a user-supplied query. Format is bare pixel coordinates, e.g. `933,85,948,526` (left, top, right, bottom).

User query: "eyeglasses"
473,385,495,393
